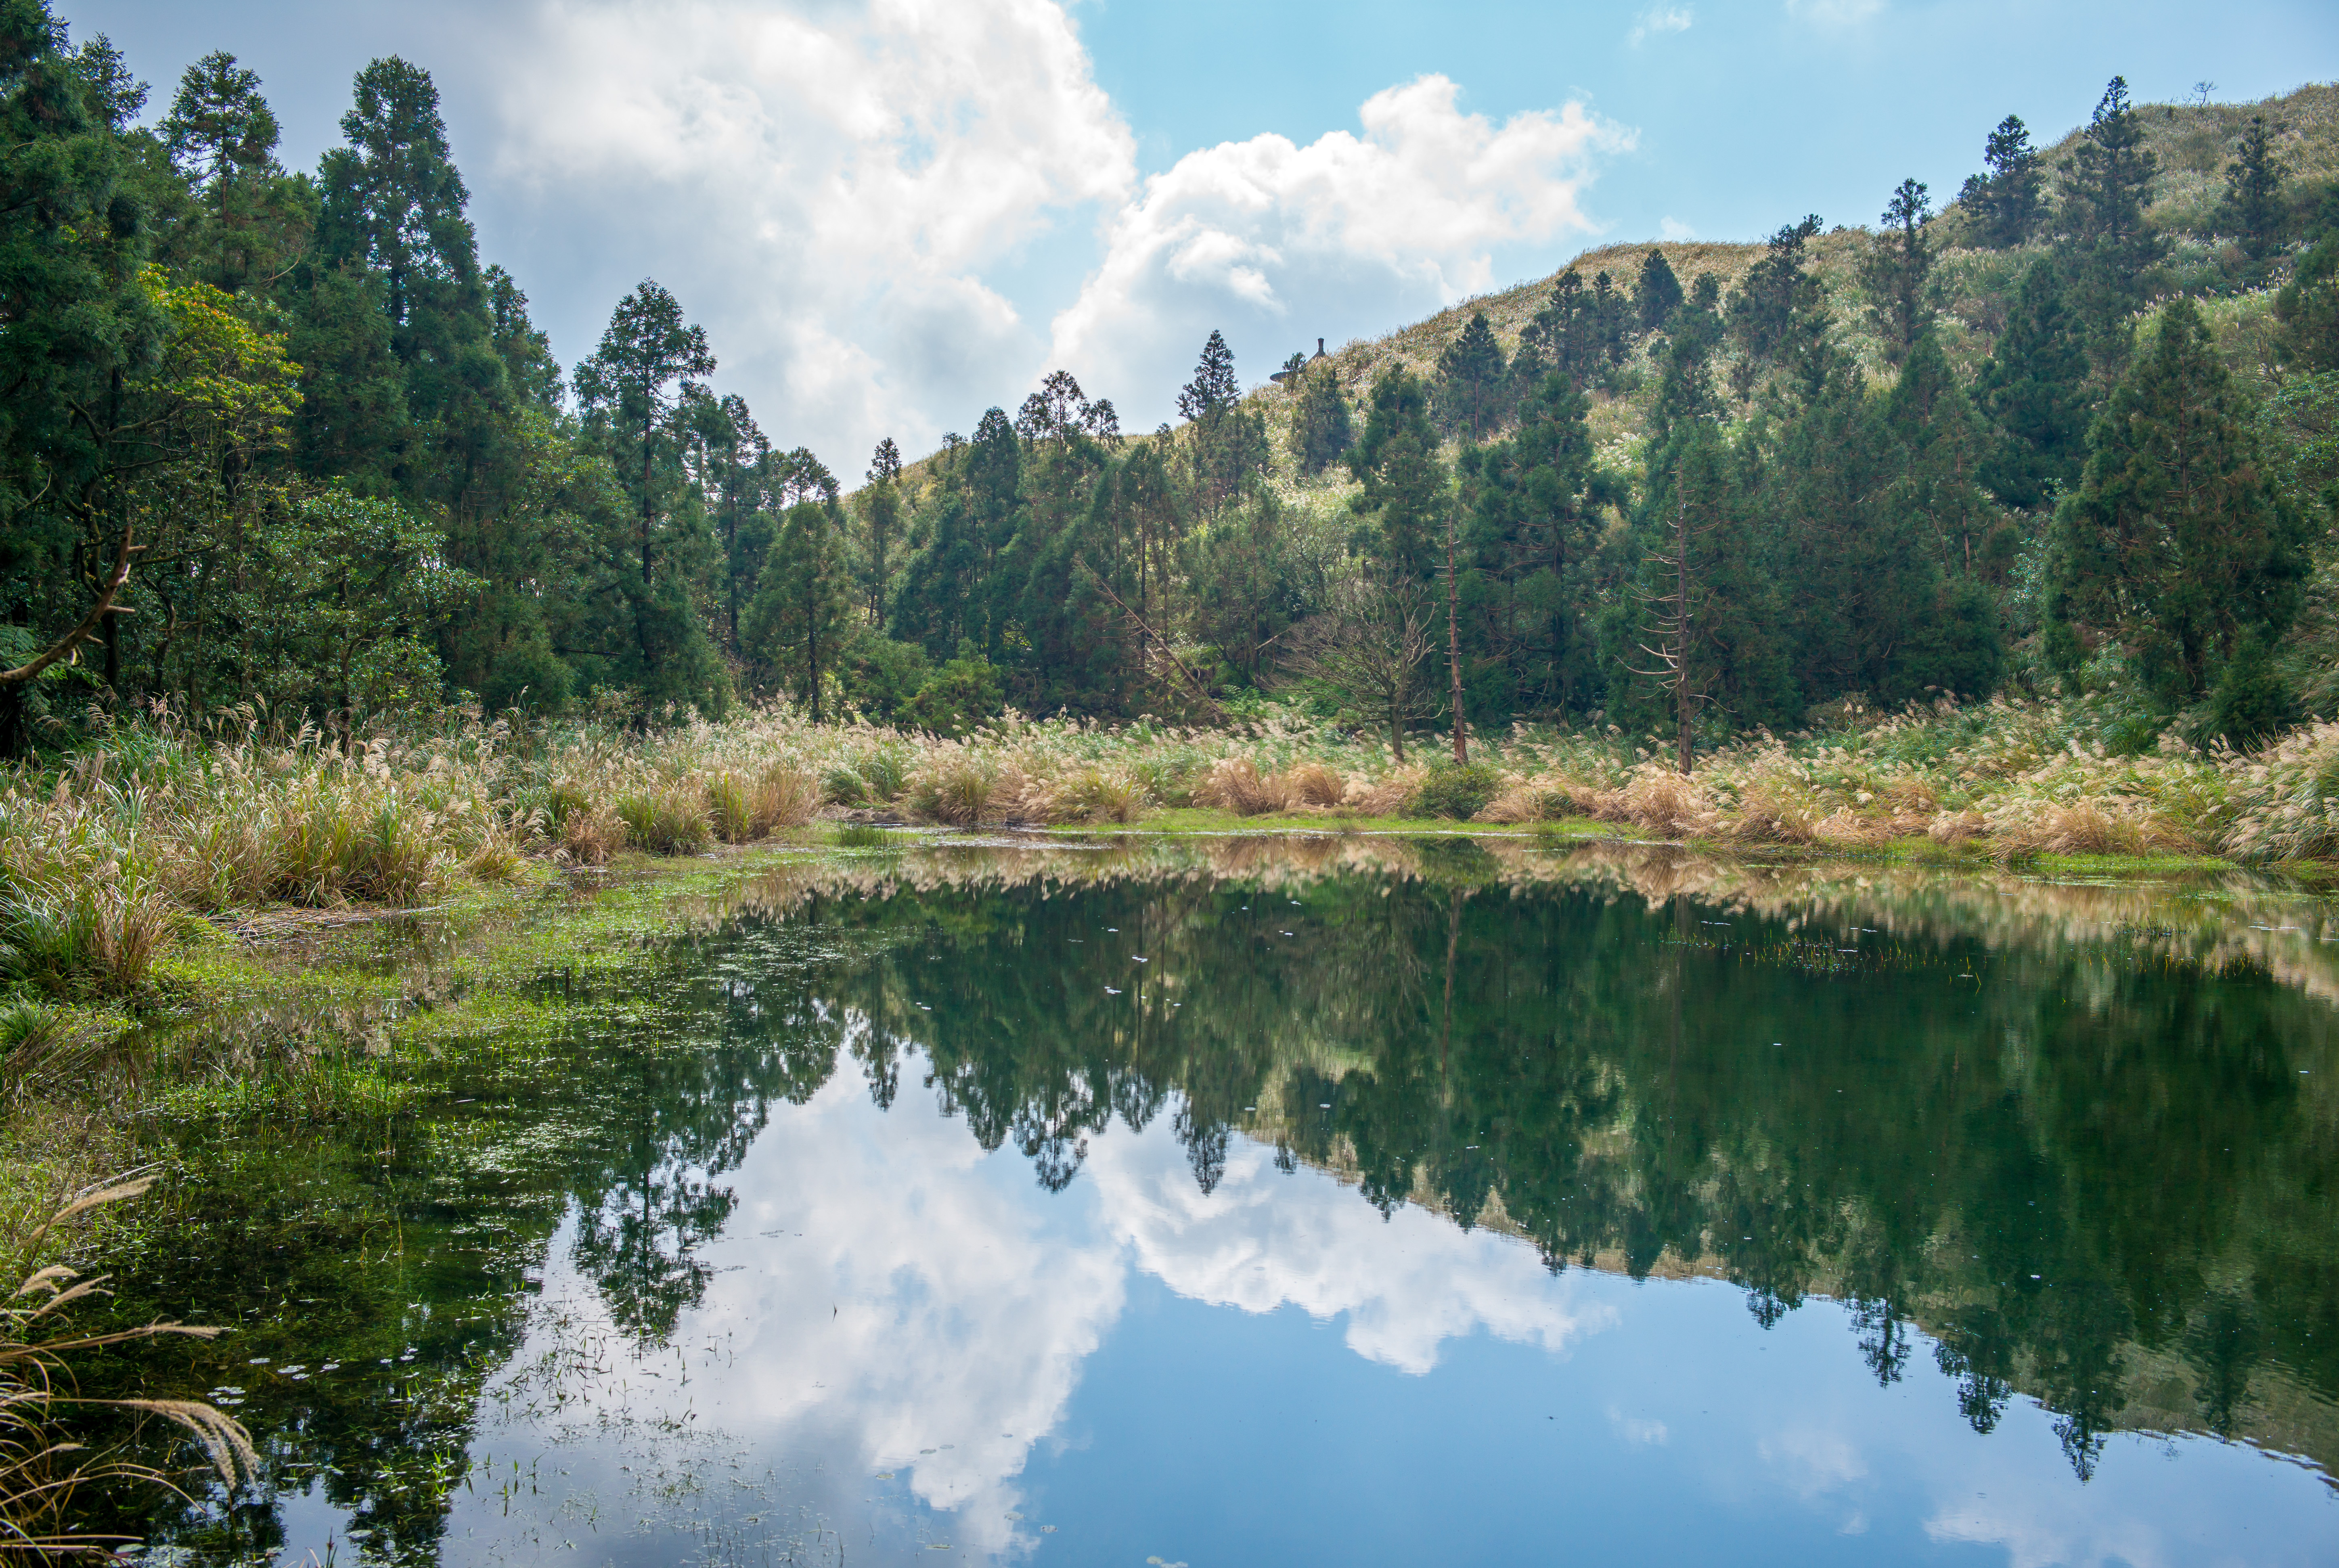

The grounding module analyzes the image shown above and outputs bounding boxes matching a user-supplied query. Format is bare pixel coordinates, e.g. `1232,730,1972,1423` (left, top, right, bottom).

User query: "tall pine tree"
2051,297,2308,703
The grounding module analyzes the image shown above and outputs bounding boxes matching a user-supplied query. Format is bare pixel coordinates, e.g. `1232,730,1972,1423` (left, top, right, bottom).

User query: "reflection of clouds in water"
1607,1407,1669,1447
1089,1126,1610,1375
655,1063,1123,1558
470,1044,2327,1566
484,1045,1612,1556
1917,1437,2259,1568
1757,1424,1869,1500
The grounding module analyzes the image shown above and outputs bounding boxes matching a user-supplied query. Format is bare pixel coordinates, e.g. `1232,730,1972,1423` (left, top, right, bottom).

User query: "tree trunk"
1676,496,1694,777
1448,512,1467,764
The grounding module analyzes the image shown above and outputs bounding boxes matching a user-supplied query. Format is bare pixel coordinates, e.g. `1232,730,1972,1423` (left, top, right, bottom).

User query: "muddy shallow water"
108,839,2339,1564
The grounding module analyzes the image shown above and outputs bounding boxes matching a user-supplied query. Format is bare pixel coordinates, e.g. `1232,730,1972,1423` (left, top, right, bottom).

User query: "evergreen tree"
1176,329,1240,422
747,496,851,718
158,52,310,294
2059,77,2167,344
1635,248,1684,334
2218,115,2288,277
1863,178,1934,362
1462,370,1615,716
1728,216,1824,366
316,59,473,336
573,279,720,695
1291,361,1353,473
859,437,904,625
1974,256,2092,509
2273,230,2339,372
1886,332,2001,580
1434,310,1507,442
2051,298,2309,703
0,0,168,751
1176,330,1264,515
1520,269,1602,389
1348,368,1446,575
1958,115,2044,249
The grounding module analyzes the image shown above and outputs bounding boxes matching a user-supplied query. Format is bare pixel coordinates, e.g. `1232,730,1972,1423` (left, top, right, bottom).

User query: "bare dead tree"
1445,506,1466,764
1627,493,1711,775
1281,566,1437,763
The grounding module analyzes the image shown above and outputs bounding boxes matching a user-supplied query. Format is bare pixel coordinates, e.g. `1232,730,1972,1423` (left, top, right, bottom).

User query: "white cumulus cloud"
1049,75,1633,429
1627,6,1694,45
477,0,1135,467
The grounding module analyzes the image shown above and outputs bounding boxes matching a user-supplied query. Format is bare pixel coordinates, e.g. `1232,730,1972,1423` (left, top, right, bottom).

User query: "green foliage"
2196,629,2300,747
2059,77,2169,344
2053,298,2311,704
1290,361,1353,475
1411,759,1503,819
1433,311,1507,441
2275,231,2339,374
1975,257,2091,510
2217,115,2288,276
1349,369,1447,573
903,641,1003,737
1959,115,2045,248
1861,178,1935,361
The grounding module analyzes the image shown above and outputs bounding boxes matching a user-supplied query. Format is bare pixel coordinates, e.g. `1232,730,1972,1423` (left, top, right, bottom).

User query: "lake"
106,836,2339,1565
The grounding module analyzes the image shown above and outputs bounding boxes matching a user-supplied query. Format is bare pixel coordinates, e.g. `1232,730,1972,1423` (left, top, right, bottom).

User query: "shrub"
1411,760,1503,820
1040,766,1150,824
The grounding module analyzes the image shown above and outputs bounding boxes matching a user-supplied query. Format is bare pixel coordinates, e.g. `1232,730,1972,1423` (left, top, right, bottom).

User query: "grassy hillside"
1210,80,2339,488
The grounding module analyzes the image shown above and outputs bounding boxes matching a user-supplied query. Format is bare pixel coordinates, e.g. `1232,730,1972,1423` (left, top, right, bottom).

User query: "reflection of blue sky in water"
289,1036,2332,1567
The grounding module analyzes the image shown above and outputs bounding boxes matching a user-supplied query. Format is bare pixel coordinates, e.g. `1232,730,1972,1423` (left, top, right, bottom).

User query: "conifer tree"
859,437,904,624
2218,115,2288,277
1177,330,1264,515
1292,362,1353,473
2051,297,2308,703
1974,257,2091,509
1434,310,1507,441
574,280,719,689
1885,333,2009,603
1728,216,1824,365
748,496,852,719
2274,231,2339,372
0,1,165,751
1863,178,1934,362
1635,248,1684,333
1348,368,1446,574
1958,116,2043,249
1520,270,1602,388
159,52,309,294
1176,330,1240,422
2059,78,2167,345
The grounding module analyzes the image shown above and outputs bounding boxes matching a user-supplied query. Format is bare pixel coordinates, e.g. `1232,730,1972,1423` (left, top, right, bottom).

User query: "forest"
3,0,2336,763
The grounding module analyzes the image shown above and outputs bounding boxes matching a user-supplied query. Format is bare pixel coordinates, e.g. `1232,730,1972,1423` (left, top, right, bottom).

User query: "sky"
55,0,2339,475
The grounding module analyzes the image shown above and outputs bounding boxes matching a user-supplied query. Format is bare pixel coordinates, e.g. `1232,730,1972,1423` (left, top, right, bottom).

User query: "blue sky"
56,0,2339,467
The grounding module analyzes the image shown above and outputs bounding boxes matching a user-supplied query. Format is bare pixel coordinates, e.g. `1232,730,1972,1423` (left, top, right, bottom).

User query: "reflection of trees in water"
771,864,2339,1480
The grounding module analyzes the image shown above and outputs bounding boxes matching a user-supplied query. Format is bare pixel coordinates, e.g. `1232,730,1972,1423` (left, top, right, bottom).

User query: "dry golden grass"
1996,802,2199,860
1194,758,1292,816
1,1182,258,1558
1283,761,1349,809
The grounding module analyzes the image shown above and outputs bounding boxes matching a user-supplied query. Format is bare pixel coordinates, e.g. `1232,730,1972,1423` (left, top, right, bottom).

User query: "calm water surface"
109,839,2339,1565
